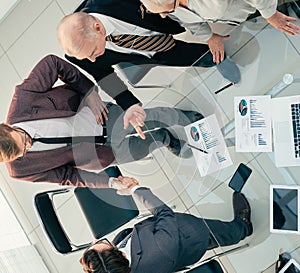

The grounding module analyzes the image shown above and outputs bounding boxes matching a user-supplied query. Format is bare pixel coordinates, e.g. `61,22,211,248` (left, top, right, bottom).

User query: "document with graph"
184,114,232,177
234,95,272,152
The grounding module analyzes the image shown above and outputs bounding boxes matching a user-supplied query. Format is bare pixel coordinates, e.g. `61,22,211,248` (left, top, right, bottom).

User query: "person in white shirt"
140,0,300,64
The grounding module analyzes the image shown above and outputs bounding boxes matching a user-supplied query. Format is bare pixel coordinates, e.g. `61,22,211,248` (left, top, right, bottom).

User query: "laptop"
272,95,300,167
270,185,300,234
279,258,300,273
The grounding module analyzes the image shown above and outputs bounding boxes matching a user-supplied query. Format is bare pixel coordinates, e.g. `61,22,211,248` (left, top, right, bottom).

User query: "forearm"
98,72,141,110
21,54,94,95
133,187,179,250
133,187,173,216
168,14,212,42
179,22,212,42
66,55,141,110
12,166,110,188
252,0,277,18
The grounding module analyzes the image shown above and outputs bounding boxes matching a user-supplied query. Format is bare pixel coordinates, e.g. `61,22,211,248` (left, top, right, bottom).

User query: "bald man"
57,0,240,138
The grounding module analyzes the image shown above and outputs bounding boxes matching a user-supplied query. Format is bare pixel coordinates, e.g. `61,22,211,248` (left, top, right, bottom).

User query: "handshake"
111,176,140,195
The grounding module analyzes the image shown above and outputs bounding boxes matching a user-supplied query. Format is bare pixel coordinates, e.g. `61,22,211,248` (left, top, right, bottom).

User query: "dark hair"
0,123,21,162
80,248,131,273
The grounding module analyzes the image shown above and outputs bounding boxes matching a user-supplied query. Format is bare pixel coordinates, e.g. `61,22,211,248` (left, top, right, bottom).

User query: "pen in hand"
187,144,208,154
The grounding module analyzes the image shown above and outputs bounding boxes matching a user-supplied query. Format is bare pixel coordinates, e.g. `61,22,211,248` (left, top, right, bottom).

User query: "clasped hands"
85,89,147,139
111,176,140,195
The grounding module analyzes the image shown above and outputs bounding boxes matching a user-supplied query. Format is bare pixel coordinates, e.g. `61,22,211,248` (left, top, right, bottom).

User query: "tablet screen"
272,188,298,232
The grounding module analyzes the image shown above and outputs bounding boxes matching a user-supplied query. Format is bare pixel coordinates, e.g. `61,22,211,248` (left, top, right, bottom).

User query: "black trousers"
205,218,249,250
153,39,214,67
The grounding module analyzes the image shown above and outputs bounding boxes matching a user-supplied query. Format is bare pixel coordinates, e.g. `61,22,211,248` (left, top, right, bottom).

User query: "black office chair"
34,166,139,254
115,62,171,89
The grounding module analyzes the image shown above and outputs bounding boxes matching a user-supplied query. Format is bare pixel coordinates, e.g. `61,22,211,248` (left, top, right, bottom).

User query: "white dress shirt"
13,106,103,151
90,13,164,58
118,236,132,264
169,0,277,41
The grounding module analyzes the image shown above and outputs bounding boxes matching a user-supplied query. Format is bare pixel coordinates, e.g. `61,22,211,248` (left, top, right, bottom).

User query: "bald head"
57,12,102,58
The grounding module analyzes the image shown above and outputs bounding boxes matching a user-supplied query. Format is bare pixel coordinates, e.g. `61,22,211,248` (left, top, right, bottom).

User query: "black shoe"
290,1,300,18
162,129,187,157
233,192,253,236
181,110,204,124
216,58,241,84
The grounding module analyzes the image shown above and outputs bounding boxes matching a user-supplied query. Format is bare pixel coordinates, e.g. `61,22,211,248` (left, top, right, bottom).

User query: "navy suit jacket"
114,187,210,273
6,55,115,187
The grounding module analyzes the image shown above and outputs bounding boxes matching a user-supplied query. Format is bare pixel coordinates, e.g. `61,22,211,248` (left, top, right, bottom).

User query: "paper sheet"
184,114,232,177
234,96,272,152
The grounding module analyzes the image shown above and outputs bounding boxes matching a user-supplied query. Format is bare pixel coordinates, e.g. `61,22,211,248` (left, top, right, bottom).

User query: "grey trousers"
104,103,196,164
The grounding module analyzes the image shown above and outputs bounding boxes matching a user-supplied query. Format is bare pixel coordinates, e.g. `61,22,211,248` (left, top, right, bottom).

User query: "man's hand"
124,103,147,139
111,176,140,195
266,11,300,35
85,88,109,125
207,33,230,64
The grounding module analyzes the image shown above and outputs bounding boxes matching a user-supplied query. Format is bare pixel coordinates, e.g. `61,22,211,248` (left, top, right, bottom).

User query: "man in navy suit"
80,176,253,273
57,0,240,138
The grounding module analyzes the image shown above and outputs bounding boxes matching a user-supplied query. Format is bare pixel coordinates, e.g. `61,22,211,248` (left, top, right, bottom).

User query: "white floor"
1,1,300,272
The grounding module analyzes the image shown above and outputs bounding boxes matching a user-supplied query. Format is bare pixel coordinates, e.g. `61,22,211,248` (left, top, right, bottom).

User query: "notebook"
270,185,300,234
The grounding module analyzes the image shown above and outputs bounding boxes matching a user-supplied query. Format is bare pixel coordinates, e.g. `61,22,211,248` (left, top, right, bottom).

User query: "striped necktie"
106,33,175,52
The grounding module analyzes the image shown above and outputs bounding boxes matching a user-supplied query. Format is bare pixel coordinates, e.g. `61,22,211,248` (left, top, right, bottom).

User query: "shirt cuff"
114,90,141,110
130,185,142,194
108,177,115,188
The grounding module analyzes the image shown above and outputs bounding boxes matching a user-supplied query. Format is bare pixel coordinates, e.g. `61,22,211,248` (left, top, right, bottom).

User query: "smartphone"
228,163,252,192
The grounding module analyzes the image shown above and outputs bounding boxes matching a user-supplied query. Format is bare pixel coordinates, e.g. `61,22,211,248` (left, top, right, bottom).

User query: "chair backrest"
34,166,139,254
34,189,75,254
34,187,139,254
187,260,224,273
74,188,139,239
116,62,157,85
